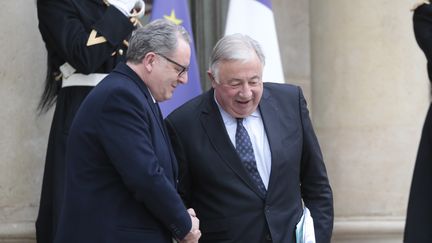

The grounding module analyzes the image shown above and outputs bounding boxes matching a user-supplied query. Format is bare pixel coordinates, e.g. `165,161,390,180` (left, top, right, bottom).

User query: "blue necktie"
235,118,266,195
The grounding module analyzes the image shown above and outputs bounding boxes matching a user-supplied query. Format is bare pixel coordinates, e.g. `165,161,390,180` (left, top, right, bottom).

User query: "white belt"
59,62,108,88
61,73,108,88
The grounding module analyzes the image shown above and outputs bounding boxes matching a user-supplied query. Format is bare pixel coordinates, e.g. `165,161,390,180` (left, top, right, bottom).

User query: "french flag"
225,0,284,83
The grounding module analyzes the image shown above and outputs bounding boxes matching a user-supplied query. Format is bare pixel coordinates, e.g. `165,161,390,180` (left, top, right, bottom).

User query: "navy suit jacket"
166,83,333,243
54,62,191,243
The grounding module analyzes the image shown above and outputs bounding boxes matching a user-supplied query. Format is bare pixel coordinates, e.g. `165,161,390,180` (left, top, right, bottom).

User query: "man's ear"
143,52,157,72
207,70,217,88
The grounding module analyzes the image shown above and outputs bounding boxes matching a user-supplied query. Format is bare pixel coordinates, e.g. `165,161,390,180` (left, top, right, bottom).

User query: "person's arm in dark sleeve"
37,0,134,73
165,117,193,208
297,87,334,243
97,88,192,240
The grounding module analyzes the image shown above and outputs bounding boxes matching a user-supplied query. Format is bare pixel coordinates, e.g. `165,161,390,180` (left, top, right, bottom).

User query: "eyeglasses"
155,53,189,77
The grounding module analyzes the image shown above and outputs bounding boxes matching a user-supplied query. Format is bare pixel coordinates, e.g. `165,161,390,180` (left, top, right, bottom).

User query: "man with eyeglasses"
35,0,145,242
156,52,189,78
165,34,333,243
54,19,200,243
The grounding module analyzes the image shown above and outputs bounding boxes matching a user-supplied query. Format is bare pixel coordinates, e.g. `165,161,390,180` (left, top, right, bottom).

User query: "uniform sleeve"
165,117,193,207
297,87,334,243
96,88,192,240
37,0,134,73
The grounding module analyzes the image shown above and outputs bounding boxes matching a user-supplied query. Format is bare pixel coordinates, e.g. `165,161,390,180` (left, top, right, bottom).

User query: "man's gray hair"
126,19,190,64
209,33,265,82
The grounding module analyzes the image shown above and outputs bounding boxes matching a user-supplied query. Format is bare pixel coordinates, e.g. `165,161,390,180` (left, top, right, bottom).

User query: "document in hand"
296,207,316,243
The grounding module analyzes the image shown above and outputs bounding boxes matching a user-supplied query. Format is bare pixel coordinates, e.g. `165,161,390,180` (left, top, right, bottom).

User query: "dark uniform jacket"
38,0,133,76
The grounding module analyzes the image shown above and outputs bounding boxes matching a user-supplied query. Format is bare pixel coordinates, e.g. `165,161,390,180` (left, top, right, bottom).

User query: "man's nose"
177,72,188,84
239,83,252,97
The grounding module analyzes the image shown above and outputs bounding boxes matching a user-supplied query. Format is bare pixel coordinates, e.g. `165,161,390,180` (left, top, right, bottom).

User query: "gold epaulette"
411,1,430,11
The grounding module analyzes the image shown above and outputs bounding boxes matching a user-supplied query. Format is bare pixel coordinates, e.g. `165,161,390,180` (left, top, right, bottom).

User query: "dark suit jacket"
36,1,134,242
54,63,191,243
166,83,333,243
405,3,432,243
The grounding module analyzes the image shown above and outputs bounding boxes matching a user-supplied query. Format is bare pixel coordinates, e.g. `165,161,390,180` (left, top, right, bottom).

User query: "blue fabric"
235,118,266,195
257,0,272,10
150,0,202,117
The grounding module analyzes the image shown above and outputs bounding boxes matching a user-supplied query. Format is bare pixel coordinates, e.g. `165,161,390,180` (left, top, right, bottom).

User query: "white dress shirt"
214,97,272,189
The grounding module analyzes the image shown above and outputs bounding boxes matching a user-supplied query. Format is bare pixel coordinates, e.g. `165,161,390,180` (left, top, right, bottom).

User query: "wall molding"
0,218,405,241
333,217,404,241
0,222,34,240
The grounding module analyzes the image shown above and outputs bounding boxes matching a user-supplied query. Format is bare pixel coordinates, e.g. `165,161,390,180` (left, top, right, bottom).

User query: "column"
310,1,429,242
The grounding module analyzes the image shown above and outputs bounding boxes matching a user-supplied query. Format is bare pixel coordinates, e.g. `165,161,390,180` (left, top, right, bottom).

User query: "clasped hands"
180,208,201,243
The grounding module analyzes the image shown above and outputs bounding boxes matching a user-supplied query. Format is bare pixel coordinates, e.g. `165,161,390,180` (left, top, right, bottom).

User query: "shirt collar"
213,92,260,125
148,88,156,103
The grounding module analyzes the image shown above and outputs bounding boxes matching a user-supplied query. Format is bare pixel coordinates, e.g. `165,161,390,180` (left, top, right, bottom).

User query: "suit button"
265,205,270,213
265,234,272,241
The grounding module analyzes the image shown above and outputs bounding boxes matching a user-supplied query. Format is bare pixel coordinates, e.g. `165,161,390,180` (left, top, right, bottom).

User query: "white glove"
130,0,145,19
107,0,140,17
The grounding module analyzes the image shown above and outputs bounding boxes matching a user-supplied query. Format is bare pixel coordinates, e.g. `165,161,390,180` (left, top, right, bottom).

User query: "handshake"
107,0,145,18
180,208,202,243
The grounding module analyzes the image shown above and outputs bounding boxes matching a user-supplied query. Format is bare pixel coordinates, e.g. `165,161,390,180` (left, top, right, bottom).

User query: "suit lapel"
147,99,179,178
259,89,286,196
147,99,169,143
115,63,178,179
117,63,169,141
200,90,266,199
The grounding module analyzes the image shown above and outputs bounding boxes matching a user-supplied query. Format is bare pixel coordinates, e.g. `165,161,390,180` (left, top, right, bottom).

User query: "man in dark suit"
54,19,200,243
36,0,143,241
405,2,432,242
166,34,333,243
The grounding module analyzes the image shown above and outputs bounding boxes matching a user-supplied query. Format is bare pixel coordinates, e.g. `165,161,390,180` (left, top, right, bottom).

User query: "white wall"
0,0,51,242
310,0,429,241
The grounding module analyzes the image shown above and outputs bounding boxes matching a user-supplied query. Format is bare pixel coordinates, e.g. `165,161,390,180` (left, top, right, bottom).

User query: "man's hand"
187,208,199,231
180,208,201,243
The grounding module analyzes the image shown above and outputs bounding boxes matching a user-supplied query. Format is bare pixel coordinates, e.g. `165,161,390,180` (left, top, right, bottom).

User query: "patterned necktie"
235,118,266,195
